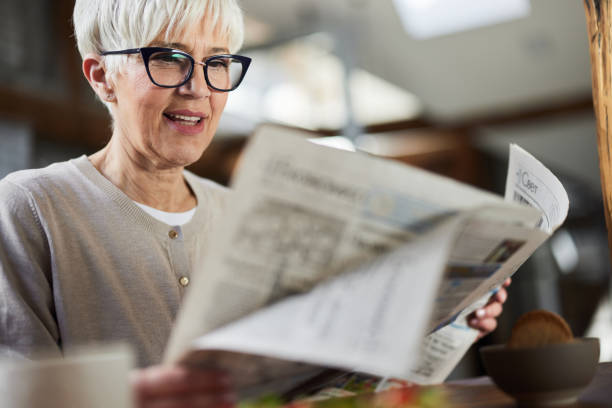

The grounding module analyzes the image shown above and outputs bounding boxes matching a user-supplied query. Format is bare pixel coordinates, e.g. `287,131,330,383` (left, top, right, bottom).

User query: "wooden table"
443,362,612,407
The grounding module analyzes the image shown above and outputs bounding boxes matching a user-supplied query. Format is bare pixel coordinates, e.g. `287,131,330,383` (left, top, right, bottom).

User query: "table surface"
443,362,612,408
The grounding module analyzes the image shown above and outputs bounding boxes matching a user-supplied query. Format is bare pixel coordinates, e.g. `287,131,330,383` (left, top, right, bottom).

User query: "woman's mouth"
163,110,207,135
163,113,203,126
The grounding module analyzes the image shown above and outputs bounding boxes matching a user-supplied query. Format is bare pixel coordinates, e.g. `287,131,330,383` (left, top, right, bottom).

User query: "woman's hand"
468,278,512,340
131,365,235,408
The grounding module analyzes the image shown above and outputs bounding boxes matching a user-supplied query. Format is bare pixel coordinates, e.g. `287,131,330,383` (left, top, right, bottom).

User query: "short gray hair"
73,0,244,111
73,0,244,56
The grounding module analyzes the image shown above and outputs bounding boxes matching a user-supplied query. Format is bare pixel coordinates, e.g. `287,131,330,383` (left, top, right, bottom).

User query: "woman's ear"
82,54,116,102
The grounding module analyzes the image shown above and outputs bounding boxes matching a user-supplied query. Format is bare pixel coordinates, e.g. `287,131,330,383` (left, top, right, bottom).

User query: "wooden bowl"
480,338,600,407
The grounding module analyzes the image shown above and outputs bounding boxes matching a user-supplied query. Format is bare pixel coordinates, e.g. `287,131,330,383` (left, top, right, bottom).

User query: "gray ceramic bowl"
480,338,600,407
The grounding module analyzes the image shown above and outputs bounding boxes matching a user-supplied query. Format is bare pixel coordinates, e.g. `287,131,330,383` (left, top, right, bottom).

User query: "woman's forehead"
151,40,229,55
155,22,229,55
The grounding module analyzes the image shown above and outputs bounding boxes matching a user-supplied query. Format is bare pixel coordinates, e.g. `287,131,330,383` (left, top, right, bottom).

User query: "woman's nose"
178,65,211,98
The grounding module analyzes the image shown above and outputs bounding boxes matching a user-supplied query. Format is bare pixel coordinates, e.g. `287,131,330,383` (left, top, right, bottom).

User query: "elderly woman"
0,0,507,406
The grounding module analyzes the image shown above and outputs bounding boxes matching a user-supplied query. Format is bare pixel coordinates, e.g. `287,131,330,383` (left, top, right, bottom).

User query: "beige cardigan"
0,156,228,367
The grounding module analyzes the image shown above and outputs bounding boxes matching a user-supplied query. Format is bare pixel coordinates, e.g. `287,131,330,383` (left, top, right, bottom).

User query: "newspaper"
405,144,569,385
164,125,560,398
505,144,568,234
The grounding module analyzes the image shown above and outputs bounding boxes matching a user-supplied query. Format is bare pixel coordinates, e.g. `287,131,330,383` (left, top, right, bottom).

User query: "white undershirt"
134,201,196,226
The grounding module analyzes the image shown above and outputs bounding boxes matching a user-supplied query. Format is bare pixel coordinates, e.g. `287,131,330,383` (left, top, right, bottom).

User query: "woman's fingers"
467,279,512,339
470,291,505,323
492,287,508,304
469,304,501,329
131,365,235,408
471,317,498,340
141,394,235,408
133,365,231,395
485,301,503,318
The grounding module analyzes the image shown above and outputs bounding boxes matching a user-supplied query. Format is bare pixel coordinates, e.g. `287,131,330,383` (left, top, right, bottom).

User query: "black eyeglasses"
101,47,251,92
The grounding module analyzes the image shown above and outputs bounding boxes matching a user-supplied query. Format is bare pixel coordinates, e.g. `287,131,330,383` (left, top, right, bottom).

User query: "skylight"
392,0,531,39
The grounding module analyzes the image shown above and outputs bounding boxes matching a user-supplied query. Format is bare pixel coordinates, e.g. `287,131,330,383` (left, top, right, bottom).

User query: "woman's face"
109,21,230,169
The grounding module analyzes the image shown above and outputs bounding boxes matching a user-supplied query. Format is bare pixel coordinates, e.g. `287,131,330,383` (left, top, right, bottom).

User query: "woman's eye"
208,59,229,69
153,53,187,64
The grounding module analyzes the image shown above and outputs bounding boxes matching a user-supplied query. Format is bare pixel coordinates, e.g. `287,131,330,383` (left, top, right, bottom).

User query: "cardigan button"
168,230,179,239
179,276,190,287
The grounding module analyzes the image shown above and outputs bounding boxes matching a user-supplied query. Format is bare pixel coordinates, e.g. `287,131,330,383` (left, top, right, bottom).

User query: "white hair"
74,0,244,55
73,0,245,111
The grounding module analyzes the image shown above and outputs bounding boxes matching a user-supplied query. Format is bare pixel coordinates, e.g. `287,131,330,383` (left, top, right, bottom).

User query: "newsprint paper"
164,125,566,399
405,144,569,385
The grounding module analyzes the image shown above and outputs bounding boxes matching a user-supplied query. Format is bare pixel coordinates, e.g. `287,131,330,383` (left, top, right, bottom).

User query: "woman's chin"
154,136,212,168
154,146,205,169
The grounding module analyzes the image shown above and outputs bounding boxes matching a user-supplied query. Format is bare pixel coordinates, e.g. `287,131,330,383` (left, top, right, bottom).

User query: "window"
392,0,531,39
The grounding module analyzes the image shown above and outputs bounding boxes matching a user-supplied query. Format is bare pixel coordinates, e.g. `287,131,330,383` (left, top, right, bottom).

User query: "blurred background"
0,0,610,379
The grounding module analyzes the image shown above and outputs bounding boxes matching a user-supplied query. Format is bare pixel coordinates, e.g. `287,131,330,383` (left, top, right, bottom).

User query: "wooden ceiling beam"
363,95,595,135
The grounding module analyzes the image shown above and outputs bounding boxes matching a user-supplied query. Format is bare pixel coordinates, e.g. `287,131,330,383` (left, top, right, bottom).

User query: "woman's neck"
88,137,197,212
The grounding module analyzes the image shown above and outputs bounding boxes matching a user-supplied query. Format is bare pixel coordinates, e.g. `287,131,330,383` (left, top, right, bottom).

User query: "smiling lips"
163,110,207,135
164,109,206,125
165,112,201,125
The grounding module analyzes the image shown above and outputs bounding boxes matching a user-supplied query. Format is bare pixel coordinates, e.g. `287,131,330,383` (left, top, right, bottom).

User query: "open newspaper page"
166,125,522,360
184,216,463,398
164,125,546,395
406,143,569,385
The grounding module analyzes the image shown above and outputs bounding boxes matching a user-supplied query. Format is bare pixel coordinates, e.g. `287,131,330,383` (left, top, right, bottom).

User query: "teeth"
176,120,197,126
167,113,201,122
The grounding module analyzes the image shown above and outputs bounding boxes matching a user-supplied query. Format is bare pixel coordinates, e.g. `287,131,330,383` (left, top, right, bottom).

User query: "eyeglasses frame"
100,47,251,92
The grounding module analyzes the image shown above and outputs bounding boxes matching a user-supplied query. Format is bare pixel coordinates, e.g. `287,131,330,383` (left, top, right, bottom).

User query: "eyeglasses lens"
148,51,244,90
148,51,192,87
206,57,245,91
